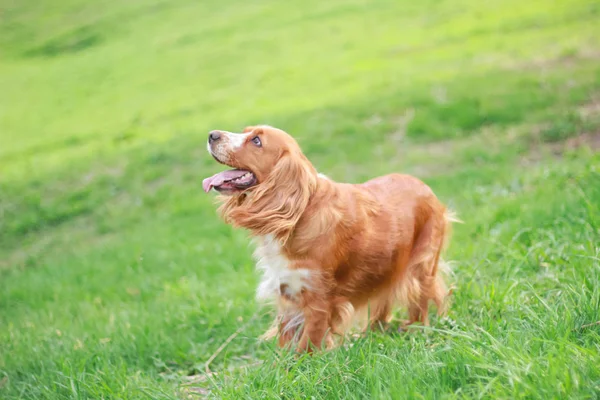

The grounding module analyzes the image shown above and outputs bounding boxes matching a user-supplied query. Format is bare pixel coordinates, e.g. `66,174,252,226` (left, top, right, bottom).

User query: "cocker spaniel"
203,125,455,352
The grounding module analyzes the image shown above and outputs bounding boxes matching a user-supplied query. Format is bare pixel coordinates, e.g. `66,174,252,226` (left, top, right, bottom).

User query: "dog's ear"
220,151,317,242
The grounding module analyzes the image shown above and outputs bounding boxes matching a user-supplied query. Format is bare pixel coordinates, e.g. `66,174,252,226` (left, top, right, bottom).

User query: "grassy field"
1,0,600,398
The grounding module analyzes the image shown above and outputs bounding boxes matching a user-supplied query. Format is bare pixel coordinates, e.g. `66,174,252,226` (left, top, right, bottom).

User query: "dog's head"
204,125,317,241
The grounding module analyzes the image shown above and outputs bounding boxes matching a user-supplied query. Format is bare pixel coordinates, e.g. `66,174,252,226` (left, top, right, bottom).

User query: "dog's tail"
445,209,463,223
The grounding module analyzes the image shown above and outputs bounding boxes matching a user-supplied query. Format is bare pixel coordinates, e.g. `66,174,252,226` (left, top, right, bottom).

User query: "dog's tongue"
202,169,248,193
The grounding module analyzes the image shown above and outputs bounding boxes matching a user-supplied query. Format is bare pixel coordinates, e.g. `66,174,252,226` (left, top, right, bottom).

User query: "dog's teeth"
229,173,252,184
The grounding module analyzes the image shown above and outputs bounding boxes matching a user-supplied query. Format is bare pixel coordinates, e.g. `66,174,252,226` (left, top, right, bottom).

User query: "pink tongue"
202,170,249,193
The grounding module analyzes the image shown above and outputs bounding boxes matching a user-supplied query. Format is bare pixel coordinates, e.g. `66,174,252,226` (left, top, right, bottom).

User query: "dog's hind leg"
401,211,449,328
367,292,395,331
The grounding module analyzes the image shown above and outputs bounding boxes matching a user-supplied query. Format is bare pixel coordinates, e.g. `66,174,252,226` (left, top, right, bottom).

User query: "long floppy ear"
220,151,317,242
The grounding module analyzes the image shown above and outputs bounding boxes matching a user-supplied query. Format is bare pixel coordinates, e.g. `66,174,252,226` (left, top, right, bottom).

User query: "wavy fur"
206,125,455,352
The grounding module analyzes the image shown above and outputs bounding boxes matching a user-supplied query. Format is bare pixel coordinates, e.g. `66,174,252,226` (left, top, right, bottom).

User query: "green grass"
1,0,599,398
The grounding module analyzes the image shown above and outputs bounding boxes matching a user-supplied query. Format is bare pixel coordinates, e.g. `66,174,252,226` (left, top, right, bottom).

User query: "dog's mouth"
202,169,257,194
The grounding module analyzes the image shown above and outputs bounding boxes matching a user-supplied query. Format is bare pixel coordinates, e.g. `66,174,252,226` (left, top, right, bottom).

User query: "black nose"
208,131,221,143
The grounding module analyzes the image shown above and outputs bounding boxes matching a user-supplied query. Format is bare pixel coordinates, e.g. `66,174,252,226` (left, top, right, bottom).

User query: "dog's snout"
208,130,222,143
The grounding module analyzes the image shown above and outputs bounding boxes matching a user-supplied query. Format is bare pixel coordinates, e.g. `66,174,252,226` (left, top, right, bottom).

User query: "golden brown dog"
203,125,454,352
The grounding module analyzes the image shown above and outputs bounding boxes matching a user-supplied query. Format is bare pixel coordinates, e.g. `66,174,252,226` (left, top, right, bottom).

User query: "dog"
203,125,455,352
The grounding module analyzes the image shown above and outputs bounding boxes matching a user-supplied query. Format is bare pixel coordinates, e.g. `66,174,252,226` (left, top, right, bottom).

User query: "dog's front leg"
278,313,304,348
297,302,331,352
296,279,333,353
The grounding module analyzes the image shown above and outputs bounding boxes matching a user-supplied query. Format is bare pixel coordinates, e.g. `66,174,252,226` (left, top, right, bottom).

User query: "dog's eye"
251,136,262,147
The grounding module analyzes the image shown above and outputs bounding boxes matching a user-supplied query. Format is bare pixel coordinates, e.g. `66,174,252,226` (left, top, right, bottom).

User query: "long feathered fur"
207,125,456,352
219,150,317,243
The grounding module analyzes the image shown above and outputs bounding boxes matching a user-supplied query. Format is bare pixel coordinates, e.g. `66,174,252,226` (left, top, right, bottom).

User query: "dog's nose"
208,131,221,143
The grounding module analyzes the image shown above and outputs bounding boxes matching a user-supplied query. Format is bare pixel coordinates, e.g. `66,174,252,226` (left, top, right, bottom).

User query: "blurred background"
1,0,599,398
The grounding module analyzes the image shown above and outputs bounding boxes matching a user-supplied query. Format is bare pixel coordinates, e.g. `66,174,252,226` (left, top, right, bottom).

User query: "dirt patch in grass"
578,95,600,120
561,130,600,151
523,129,600,167
523,95,600,165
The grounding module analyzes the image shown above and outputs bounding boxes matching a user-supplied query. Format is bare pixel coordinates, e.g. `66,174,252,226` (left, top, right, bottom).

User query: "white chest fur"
254,235,311,301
